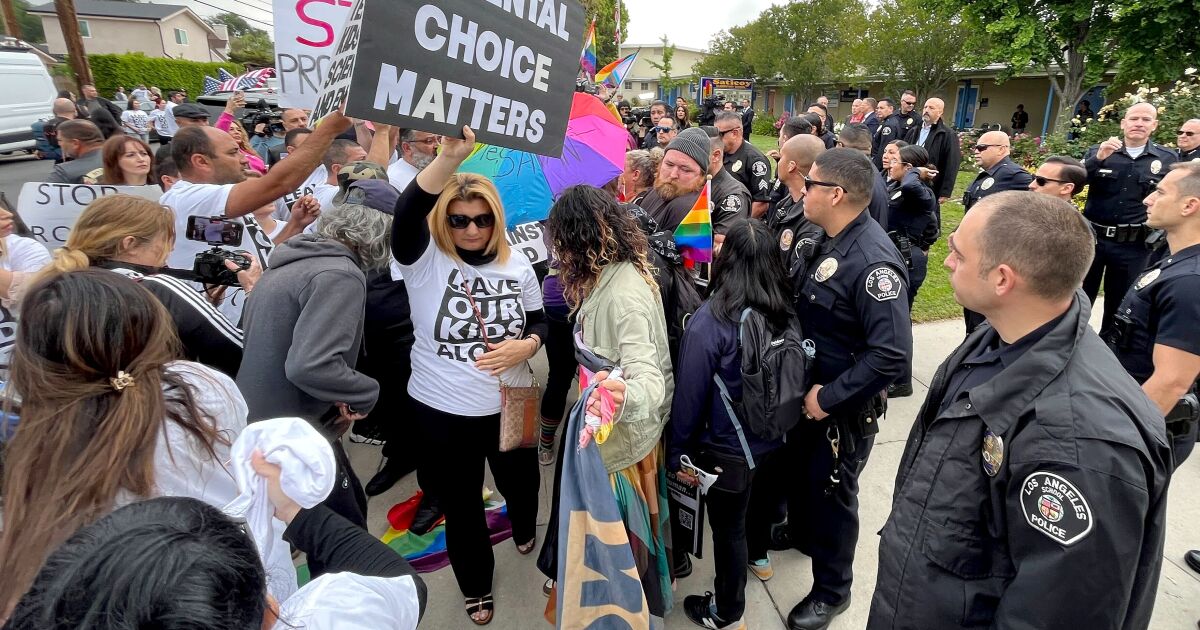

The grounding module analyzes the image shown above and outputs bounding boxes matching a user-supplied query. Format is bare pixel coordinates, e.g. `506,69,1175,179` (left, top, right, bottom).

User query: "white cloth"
0,235,51,371
132,88,150,102
163,101,180,137
275,573,422,630
121,109,149,135
387,159,419,192
223,417,336,586
399,243,541,416
280,166,329,211
1125,144,1147,159
312,182,339,210
159,179,276,323
268,220,289,242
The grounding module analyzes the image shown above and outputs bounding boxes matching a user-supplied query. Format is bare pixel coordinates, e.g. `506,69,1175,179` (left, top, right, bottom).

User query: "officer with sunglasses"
1179,119,1200,162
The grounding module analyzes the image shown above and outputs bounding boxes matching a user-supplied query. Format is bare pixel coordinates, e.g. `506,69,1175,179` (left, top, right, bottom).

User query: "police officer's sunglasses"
1179,129,1197,137
803,176,843,192
1033,175,1067,186
972,144,999,152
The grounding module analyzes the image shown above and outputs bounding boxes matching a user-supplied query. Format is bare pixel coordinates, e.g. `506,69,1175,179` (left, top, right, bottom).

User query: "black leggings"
539,306,577,447
413,399,540,597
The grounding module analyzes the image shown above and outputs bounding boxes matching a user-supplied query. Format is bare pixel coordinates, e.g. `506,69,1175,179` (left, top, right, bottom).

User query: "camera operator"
699,93,725,126
641,100,670,149
161,110,354,323
617,101,639,148
264,108,313,167
248,105,286,159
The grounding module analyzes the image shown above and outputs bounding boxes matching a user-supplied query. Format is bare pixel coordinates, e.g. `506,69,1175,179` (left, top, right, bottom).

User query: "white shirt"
0,235,52,371
163,101,180,137
115,361,298,602
159,180,276,323
278,166,329,215
312,182,339,210
387,159,419,192
400,244,541,416
121,109,149,134
131,88,150,102
1125,143,1147,159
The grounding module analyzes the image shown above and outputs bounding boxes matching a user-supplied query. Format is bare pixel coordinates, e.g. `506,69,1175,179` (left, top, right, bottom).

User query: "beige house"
29,0,229,62
614,43,707,105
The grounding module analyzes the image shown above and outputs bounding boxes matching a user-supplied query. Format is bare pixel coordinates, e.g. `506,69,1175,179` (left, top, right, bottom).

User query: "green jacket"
578,262,675,474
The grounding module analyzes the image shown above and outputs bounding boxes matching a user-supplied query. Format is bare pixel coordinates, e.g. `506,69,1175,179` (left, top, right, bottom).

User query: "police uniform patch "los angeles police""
1020,471,1093,545
865,267,903,301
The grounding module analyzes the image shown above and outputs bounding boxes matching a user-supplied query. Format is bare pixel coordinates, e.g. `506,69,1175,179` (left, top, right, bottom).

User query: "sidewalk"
346,301,1200,628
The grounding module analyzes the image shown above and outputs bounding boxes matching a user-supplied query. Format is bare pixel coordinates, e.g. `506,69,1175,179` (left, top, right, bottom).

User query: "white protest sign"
17,183,163,249
506,221,548,264
273,0,355,109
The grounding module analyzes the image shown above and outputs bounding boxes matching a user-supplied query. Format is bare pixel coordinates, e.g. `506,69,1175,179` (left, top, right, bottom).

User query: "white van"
0,46,58,154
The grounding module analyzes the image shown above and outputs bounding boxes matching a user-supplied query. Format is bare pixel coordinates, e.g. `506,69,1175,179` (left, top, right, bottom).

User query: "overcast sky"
622,0,781,50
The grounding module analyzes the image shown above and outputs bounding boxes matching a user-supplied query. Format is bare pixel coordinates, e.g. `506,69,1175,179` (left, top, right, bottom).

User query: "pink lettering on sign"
294,0,353,47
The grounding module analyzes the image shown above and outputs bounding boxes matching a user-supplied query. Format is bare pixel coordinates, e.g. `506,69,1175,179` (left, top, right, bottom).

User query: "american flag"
203,75,222,95
206,68,277,94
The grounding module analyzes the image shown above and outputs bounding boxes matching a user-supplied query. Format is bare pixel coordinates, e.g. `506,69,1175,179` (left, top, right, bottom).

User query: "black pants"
746,448,790,561
897,247,929,386
1082,238,1150,338
307,440,368,577
786,419,874,605
413,399,540,597
707,467,756,622
539,305,577,429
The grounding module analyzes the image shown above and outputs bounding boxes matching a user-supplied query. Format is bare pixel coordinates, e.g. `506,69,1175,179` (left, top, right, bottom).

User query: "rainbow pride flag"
675,178,713,264
595,51,637,88
378,490,512,573
580,20,597,81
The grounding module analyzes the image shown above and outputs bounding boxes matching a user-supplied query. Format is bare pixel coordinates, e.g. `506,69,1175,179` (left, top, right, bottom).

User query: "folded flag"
580,20,597,81
595,52,637,88
674,178,713,264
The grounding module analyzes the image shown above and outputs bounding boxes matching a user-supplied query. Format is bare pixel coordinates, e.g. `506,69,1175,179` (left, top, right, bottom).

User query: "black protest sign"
312,0,584,157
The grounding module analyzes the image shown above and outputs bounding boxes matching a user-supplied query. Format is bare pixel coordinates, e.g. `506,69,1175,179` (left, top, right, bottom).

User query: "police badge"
1134,268,1161,290
814,257,838,282
982,429,1004,477
981,177,995,191
1151,159,1162,175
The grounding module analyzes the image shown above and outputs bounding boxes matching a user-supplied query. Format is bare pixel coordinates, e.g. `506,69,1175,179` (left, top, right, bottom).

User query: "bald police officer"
869,191,1171,630
1178,118,1200,162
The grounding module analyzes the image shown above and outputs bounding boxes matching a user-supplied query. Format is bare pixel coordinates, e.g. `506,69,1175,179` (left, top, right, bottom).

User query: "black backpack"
715,308,812,451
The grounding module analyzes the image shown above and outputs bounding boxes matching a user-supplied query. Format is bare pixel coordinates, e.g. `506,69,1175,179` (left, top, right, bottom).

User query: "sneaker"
749,557,773,581
538,442,555,466
683,592,745,630
348,428,385,445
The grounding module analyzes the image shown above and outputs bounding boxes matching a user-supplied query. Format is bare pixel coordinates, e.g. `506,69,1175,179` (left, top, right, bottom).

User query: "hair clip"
110,371,135,392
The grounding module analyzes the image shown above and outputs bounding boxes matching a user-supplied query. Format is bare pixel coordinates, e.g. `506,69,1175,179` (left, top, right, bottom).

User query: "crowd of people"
0,76,1196,630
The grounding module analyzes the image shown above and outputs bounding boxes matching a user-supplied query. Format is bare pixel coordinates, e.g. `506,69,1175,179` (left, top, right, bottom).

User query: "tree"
854,0,981,100
228,29,273,66
0,0,46,42
206,12,257,38
1111,0,1200,86
646,36,689,96
577,0,628,63
693,25,756,79
741,0,863,104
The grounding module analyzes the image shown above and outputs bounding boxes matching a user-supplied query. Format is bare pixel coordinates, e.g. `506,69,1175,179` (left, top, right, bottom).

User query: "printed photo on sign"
312,0,584,156
434,268,527,363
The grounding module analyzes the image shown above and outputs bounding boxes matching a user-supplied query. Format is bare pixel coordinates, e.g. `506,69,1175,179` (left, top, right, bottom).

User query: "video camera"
698,93,726,126
575,78,599,96
242,98,284,137
629,106,652,129
185,216,252,286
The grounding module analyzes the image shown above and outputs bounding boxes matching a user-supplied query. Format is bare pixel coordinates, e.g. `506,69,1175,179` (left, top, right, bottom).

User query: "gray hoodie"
236,235,379,422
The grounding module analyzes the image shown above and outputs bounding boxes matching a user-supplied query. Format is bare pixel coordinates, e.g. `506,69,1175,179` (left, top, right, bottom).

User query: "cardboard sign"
273,0,356,109
17,183,163,249
311,0,585,157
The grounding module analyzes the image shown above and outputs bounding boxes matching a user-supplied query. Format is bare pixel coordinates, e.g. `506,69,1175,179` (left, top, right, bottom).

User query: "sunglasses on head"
1178,130,1196,137
447,214,496,230
1033,175,1067,186
972,143,998,152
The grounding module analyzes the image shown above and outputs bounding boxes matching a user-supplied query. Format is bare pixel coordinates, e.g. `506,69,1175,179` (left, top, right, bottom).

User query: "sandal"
516,537,536,555
465,595,494,625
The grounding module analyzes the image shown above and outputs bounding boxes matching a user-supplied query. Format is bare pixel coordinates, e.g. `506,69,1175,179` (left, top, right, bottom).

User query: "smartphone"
186,216,243,246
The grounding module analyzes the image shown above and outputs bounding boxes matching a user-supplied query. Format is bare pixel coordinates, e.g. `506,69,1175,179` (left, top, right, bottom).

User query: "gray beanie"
665,127,711,171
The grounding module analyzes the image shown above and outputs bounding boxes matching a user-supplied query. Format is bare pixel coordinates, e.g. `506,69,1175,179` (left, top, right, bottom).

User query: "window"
640,82,648,91
78,19,90,38
174,28,188,45
624,81,632,90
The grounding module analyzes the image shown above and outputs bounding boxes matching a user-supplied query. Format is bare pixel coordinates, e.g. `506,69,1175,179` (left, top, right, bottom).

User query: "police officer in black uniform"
1082,102,1178,337
766,134,827,266
784,148,913,630
1178,118,1200,162
715,111,773,219
896,91,919,140
871,98,905,171
767,117,815,206
960,130,1035,332
700,126,752,235
869,191,1171,630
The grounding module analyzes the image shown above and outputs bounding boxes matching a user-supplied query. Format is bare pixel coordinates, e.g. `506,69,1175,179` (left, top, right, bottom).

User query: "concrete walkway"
345,300,1200,628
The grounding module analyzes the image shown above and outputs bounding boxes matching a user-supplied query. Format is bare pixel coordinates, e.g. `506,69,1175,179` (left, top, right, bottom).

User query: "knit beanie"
665,127,711,172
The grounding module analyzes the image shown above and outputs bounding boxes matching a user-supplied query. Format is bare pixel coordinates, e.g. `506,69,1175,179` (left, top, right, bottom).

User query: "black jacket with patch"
871,113,905,169
868,293,1171,630
710,168,751,234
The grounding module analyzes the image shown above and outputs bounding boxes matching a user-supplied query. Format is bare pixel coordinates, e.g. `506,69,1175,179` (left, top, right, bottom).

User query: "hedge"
81,53,242,99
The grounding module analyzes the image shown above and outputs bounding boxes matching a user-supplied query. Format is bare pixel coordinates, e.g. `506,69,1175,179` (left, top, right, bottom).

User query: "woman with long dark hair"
885,143,940,302
0,270,296,611
545,184,675,623
674,104,692,130
668,219,793,630
95,135,154,186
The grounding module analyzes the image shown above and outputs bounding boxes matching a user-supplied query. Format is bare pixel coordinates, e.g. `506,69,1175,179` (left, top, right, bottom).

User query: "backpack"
715,308,812,454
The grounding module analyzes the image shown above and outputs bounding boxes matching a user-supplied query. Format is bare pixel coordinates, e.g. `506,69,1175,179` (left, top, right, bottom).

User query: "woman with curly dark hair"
543,184,675,623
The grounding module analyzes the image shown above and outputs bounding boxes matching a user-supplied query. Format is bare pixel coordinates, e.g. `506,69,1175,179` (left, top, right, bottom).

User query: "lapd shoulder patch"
882,127,892,136
1021,471,1093,545
865,267,903,301
751,160,769,177
720,194,743,214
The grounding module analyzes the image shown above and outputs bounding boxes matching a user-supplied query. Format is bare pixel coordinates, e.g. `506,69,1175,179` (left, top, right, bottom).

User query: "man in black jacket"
903,97,960,202
869,191,1171,630
78,83,123,138
871,98,904,170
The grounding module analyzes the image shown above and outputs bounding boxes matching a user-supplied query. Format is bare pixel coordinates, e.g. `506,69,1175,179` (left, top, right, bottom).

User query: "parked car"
0,43,57,155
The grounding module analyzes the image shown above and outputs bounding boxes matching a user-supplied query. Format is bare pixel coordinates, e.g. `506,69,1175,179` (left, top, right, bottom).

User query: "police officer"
784,148,913,630
767,134,826,266
715,111,773,219
1082,102,1177,337
870,98,904,170
961,130,1035,333
868,191,1171,630
767,116,815,205
699,126,752,237
1106,161,1200,467
896,91,919,140
1178,118,1200,162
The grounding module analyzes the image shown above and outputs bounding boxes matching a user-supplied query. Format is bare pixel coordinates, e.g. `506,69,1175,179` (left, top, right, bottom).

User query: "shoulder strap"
713,374,756,470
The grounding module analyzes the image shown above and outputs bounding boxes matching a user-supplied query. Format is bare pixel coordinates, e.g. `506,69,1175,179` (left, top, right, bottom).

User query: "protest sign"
17,183,163,250
273,0,355,109
667,472,705,558
506,221,548,264
311,0,585,157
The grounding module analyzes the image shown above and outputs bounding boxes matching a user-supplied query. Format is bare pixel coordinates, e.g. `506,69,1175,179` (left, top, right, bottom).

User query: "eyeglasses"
654,126,675,134
803,176,842,192
1033,175,1067,186
902,100,917,106
1178,130,1196,137
717,127,739,137
972,144,999,152
447,214,496,230
408,135,442,146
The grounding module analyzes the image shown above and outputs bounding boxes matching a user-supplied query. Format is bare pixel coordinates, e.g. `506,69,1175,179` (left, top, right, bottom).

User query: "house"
615,43,708,105
28,0,229,63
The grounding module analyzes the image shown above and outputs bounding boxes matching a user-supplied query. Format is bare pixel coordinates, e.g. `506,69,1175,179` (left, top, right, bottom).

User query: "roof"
27,0,186,21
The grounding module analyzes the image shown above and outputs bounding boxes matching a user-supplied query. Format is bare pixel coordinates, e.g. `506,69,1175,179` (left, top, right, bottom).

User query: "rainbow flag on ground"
674,178,713,265
580,20,597,81
595,51,637,88
379,490,512,573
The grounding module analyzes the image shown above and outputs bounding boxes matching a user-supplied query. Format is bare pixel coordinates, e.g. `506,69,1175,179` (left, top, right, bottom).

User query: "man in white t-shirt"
159,90,187,142
387,128,439,191
160,112,353,321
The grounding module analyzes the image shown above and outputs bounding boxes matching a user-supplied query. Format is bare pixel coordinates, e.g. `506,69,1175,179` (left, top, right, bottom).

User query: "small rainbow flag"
675,178,713,264
580,20,597,81
595,51,637,88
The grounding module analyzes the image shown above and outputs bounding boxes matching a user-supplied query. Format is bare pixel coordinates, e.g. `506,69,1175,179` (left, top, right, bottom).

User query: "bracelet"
526,335,541,350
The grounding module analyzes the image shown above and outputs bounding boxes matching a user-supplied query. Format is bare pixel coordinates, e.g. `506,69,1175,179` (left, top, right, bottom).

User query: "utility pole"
54,0,92,90
0,0,21,40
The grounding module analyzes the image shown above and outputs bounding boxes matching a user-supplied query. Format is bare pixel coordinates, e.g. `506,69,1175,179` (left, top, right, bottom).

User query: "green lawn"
747,133,971,323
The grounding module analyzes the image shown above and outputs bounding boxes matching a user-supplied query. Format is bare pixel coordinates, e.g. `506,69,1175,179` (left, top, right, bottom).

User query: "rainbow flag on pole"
580,20,597,81
674,178,713,264
595,51,637,88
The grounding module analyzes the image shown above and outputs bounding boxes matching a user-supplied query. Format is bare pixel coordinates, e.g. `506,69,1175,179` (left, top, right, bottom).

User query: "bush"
752,111,777,136
85,53,243,100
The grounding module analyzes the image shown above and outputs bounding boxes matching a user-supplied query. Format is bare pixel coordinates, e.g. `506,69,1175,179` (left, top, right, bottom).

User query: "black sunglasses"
447,214,496,230
1178,130,1196,137
1034,175,1067,186
972,144,998,152
804,176,842,192
718,127,739,137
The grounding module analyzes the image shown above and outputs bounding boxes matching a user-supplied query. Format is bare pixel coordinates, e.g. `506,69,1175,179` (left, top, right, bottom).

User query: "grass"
746,133,971,323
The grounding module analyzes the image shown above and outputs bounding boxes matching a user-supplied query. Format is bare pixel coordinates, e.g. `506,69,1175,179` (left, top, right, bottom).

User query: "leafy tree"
1111,0,1200,86
741,0,864,104
206,12,260,38
577,0,628,63
0,0,46,43
854,0,979,100
646,35,689,96
693,25,756,79
228,29,273,67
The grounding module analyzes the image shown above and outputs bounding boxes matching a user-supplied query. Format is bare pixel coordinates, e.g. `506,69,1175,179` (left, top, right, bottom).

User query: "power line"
187,0,275,29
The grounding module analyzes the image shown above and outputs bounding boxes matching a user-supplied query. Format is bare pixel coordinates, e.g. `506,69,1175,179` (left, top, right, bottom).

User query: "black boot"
409,493,444,536
365,457,415,497
786,594,850,630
